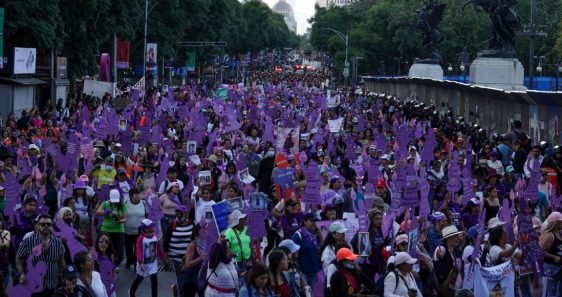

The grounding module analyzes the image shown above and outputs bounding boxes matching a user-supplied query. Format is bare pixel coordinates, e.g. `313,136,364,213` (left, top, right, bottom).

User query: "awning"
55,79,70,86
0,77,48,85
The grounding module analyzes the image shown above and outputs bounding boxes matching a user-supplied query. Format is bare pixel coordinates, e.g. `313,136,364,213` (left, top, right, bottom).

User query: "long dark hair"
320,232,338,254
95,232,114,258
74,250,90,273
268,250,286,289
246,263,270,289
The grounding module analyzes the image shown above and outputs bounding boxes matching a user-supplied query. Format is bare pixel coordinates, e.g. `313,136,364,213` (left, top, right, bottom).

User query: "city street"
117,267,176,297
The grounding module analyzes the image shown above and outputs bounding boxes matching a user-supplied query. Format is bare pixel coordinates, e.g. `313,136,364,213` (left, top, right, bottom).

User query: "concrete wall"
363,77,562,144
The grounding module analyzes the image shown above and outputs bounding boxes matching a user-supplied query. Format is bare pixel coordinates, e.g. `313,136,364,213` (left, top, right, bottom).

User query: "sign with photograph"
56,57,67,79
146,43,157,69
13,47,36,74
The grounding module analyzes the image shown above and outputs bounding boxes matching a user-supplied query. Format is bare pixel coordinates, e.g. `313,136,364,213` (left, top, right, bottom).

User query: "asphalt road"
117,265,177,297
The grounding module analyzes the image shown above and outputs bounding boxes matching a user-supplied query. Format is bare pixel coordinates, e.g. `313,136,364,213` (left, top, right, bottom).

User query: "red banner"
116,38,130,68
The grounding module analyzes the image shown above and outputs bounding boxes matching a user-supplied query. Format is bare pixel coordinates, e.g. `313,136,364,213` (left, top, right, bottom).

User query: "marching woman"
129,219,167,297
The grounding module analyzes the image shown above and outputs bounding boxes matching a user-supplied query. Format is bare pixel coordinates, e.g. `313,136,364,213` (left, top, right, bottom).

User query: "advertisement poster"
13,47,36,74
116,38,130,68
146,43,157,69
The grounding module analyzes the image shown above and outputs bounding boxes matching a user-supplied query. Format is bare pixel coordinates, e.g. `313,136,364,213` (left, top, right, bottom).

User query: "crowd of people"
0,68,558,297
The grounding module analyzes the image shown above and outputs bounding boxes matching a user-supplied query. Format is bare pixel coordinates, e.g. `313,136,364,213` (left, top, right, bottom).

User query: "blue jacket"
292,230,322,274
239,286,274,297
428,227,443,256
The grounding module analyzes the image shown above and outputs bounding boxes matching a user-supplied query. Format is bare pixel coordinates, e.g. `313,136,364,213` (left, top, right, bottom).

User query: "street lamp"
320,27,348,86
460,63,467,83
447,64,453,73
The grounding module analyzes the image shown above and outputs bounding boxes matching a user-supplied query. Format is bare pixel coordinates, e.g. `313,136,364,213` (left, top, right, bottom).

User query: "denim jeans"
543,263,562,297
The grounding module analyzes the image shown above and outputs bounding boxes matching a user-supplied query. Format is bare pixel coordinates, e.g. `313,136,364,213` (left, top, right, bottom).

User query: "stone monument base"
408,60,443,80
470,56,526,91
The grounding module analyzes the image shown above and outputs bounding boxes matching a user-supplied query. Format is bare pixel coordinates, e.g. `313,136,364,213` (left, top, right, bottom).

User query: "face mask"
267,151,275,158
344,262,355,270
105,165,113,171
119,125,126,132
64,218,74,224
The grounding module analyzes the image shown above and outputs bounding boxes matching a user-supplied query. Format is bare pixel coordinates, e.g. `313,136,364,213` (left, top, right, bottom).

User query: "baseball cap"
303,213,318,221
28,144,39,151
372,197,385,208
505,166,515,173
329,221,348,234
140,218,156,229
375,179,386,188
63,265,79,280
547,211,562,223
109,189,120,203
394,252,417,265
279,239,300,253
395,234,409,246
468,198,480,207
336,248,358,262
466,225,479,239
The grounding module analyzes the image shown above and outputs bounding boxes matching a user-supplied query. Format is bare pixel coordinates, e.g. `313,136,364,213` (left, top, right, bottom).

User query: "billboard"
13,47,36,74
56,57,67,79
0,8,4,69
116,38,130,68
146,43,157,69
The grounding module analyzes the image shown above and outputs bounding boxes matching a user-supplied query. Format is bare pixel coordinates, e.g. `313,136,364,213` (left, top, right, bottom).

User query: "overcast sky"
261,0,316,35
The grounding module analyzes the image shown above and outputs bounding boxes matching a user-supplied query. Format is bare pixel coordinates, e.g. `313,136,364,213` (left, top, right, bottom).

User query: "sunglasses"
39,223,53,227
99,239,110,244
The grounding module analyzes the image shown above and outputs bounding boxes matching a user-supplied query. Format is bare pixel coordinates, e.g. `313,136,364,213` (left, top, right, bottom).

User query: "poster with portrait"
358,232,370,257
276,127,299,154
146,43,157,69
250,192,267,211
227,196,244,212
199,170,211,186
187,141,197,154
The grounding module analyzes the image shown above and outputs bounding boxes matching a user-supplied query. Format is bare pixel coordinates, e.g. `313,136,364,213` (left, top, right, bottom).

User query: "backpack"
514,130,531,151
373,270,398,297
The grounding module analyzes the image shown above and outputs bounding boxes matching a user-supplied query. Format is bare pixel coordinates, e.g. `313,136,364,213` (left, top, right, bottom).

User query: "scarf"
299,226,319,246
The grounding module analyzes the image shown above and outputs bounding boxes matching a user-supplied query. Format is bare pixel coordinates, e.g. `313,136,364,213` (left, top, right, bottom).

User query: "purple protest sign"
497,198,514,243
344,136,357,162
4,172,19,219
147,192,164,234
7,245,47,297
204,220,219,255
382,212,395,239
157,155,170,187
517,212,544,273
525,159,541,202
51,219,88,260
91,247,118,296
247,210,268,240
303,162,321,207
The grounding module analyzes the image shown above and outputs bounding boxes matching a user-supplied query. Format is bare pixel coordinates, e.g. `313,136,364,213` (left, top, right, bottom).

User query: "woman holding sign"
539,212,562,296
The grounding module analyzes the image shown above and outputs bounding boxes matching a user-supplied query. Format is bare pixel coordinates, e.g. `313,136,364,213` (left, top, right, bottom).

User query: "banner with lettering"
473,261,515,297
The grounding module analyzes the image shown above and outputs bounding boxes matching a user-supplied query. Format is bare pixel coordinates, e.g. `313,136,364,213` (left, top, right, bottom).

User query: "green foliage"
0,0,299,80
310,0,562,76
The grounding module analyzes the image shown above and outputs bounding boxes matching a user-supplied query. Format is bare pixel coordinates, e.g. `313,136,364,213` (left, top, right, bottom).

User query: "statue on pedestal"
416,0,447,64
464,0,520,56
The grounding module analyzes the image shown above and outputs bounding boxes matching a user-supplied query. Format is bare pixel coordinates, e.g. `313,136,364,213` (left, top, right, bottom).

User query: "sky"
261,0,316,35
